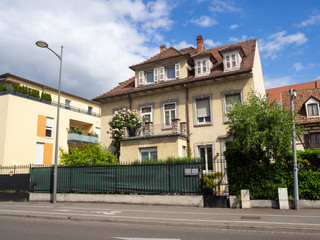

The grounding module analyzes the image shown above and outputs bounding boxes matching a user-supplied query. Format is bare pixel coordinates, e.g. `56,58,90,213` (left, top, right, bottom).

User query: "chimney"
160,45,167,52
196,35,204,51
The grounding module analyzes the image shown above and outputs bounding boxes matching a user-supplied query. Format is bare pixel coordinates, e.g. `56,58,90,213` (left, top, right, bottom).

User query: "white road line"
113,238,180,240
0,209,320,227
1,204,320,219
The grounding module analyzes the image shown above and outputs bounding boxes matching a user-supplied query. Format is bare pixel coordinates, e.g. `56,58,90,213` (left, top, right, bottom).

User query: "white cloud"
230,24,239,30
204,39,222,48
209,0,240,13
0,0,174,99
264,76,293,89
173,41,195,50
293,62,304,71
228,35,248,43
190,16,217,27
259,31,308,59
298,14,320,27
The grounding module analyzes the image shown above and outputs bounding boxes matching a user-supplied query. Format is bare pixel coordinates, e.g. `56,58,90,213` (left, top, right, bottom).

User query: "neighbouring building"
267,80,320,150
0,73,101,166
94,35,265,171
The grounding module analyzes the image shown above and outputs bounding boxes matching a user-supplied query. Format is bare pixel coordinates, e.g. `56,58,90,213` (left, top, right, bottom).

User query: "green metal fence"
30,163,202,195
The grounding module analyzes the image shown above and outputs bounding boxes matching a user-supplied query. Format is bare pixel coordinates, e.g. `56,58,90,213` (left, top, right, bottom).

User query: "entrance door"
199,145,213,172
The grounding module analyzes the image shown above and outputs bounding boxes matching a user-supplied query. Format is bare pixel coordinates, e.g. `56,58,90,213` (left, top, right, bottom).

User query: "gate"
0,165,30,201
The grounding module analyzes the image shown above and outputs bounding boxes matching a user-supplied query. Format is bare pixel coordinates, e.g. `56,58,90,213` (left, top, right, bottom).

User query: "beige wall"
0,94,100,166
101,71,265,163
120,136,187,163
252,42,265,95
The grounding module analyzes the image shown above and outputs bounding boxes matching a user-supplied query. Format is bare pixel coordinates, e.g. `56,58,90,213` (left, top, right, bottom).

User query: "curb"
1,212,320,234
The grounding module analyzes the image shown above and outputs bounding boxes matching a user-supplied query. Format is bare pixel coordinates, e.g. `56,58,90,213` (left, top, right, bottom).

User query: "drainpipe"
184,84,191,157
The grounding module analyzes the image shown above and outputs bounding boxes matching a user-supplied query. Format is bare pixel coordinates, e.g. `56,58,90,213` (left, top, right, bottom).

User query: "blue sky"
0,0,319,99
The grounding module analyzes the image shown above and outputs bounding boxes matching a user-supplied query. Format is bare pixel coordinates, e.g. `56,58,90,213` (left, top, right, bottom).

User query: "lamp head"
35,41,48,48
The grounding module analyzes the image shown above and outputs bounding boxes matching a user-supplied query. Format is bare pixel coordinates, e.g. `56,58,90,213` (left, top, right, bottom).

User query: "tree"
59,143,118,166
108,109,143,157
226,91,298,162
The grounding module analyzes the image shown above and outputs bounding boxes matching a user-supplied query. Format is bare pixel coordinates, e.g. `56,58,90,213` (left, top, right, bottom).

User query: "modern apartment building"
94,35,265,170
0,73,101,166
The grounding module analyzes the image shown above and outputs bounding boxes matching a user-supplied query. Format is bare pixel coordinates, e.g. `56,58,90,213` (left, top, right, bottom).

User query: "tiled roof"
266,80,320,103
94,38,257,101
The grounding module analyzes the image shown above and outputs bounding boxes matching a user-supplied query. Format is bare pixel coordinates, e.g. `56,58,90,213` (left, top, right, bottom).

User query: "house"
0,73,101,166
267,81,320,150
94,35,265,171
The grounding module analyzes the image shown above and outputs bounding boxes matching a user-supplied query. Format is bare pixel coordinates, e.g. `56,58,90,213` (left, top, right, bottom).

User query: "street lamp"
290,88,299,210
36,40,63,204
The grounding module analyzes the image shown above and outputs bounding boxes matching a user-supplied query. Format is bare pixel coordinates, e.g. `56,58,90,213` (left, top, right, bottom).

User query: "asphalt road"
1,215,319,240
0,202,320,236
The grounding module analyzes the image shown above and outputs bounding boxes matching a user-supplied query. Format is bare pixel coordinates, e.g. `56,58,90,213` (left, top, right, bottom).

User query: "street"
0,215,319,240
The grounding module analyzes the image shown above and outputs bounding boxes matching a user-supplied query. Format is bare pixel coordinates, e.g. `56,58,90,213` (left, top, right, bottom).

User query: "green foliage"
0,83,7,91
226,91,299,162
28,88,40,98
40,92,52,101
202,172,223,195
59,143,118,166
108,109,144,157
226,149,320,200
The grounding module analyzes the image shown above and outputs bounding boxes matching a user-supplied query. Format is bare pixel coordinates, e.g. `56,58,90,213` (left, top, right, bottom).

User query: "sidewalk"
1,202,320,233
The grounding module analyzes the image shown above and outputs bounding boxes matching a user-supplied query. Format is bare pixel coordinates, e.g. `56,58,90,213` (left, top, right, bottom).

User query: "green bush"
202,172,223,195
41,92,52,101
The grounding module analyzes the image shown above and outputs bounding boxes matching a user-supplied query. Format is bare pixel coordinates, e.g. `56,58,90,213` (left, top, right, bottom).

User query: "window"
167,66,175,79
222,91,242,121
195,59,210,77
65,99,71,109
305,133,320,149
140,105,153,122
146,71,154,83
223,51,241,72
305,98,320,118
88,106,93,115
140,147,157,162
182,146,186,158
196,98,211,124
198,145,213,172
163,102,176,127
45,118,53,138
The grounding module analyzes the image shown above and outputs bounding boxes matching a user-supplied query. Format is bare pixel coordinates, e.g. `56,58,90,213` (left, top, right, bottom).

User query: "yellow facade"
0,73,101,166
98,38,265,164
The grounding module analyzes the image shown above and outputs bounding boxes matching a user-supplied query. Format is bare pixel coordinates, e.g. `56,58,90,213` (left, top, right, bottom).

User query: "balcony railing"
123,119,187,139
67,133,99,144
0,89,100,117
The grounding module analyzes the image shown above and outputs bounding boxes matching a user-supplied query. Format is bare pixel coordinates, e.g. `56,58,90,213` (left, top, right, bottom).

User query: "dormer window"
138,63,180,85
305,98,320,118
220,47,245,72
195,58,210,77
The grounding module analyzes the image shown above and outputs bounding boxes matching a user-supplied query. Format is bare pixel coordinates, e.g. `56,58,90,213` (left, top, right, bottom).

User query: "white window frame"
159,67,165,81
65,99,71,109
138,71,144,85
145,70,154,84
195,142,215,173
305,98,320,118
195,58,210,77
223,51,241,72
193,95,212,126
162,102,177,128
45,117,53,138
140,147,157,162
165,65,176,80
140,105,153,122
222,90,242,122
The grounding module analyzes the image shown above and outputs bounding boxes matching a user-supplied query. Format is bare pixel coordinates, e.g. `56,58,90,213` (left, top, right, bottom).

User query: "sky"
1,0,320,100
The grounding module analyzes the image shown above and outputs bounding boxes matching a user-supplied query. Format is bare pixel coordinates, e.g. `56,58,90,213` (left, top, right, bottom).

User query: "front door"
199,145,213,172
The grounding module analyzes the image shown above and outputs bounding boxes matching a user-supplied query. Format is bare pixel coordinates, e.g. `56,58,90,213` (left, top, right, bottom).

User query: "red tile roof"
266,80,320,103
94,38,257,101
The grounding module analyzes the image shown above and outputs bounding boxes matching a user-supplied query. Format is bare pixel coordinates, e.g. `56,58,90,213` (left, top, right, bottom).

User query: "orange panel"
37,115,46,137
43,143,53,165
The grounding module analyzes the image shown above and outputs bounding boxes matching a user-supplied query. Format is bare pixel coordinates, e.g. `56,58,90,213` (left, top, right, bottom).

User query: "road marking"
1,209,320,227
92,211,122,215
2,204,320,219
113,238,180,240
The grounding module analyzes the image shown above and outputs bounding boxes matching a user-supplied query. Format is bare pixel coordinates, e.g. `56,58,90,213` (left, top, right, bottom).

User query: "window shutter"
205,60,209,73
195,61,200,75
304,134,310,149
197,99,210,117
159,67,164,81
139,71,144,84
235,53,240,68
154,68,158,82
175,63,180,78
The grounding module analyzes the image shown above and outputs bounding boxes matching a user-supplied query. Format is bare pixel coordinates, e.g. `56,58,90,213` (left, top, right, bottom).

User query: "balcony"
122,119,187,140
67,133,99,145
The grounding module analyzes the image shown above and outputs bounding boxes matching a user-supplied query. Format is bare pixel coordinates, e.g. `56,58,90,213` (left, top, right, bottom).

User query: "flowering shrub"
108,109,143,157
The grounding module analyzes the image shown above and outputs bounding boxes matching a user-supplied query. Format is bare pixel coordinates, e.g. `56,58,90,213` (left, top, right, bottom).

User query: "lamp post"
290,88,299,210
36,41,63,204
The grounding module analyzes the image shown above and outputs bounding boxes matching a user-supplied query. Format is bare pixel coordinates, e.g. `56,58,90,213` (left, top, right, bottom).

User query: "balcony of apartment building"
122,119,188,140
67,120,99,147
